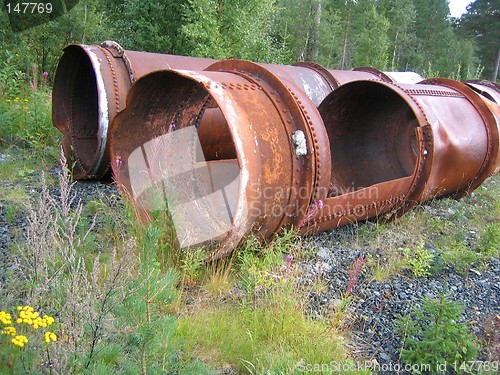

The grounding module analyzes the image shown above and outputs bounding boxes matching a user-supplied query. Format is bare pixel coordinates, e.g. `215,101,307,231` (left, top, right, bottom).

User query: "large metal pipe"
300,79,499,234
109,61,331,260
52,40,425,180
52,41,217,179
108,57,498,256
463,80,500,175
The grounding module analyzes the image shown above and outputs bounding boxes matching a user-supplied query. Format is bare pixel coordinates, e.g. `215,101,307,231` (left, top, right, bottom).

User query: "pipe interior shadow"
319,81,418,197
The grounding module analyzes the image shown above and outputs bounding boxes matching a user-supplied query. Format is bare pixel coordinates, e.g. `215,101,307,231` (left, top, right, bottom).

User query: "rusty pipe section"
463,80,500,175
108,58,498,255
109,61,332,259
353,66,424,84
210,61,425,106
52,41,217,179
300,79,499,234
52,39,426,181
208,60,366,106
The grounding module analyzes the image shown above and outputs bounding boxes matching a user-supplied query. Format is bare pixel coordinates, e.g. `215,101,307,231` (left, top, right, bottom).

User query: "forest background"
0,0,498,91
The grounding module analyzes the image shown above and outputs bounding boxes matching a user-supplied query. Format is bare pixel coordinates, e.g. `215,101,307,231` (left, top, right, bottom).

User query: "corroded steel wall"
52,41,216,179
52,43,499,259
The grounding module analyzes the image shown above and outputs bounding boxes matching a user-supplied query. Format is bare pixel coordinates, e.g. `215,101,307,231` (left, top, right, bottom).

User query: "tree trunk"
82,2,87,44
310,0,322,61
340,6,351,69
392,31,399,70
492,48,500,82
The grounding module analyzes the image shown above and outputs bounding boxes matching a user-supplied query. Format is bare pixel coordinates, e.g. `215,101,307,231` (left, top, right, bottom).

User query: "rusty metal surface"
52,41,427,181
418,78,499,199
52,42,216,179
109,61,332,259
353,66,424,84
52,42,498,256
303,79,499,234
465,80,500,105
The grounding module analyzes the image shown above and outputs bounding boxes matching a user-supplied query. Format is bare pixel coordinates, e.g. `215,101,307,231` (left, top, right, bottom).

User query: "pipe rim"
207,59,331,229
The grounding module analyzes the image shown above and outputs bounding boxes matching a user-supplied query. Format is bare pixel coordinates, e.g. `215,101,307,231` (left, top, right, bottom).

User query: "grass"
177,291,349,374
1,80,499,373
203,257,235,296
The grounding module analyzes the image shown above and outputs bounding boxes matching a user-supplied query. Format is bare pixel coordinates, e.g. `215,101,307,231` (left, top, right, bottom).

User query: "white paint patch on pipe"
292,130,307,156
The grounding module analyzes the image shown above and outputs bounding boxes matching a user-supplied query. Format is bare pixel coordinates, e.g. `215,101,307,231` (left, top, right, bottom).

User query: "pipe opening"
319,81,418,197
114,72,241,248
53,46,100,171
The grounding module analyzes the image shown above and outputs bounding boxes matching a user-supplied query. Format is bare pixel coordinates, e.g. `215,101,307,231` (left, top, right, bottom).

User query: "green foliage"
90,224,202,374
476,223,500,258
180,247,205,286
237,236,283,299
441,239,480,276
0,89,60,160
379,0,418,70
177,227,358,373
3,202,23,223
401,240,435,277
459,0,500,81
0,0,487,85
0,306,58,374
179,0,287,62
396,294,480,374
220,230,299,299
176,289,353,374
104,0,178,53
0,51,25,98
348,0,390,69
1,1,113,83
440,223,499,276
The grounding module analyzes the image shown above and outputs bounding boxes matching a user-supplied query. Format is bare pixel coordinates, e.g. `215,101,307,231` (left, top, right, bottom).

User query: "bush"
396,294,480,374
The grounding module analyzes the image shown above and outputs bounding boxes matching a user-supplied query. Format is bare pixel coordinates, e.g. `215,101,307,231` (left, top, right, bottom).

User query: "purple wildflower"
296,199,324,231
283,253,293,274
345,253,366,296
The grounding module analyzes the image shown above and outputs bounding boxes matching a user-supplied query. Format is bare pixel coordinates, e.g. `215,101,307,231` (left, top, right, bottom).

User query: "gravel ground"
301,228,499,374
1,152,498,374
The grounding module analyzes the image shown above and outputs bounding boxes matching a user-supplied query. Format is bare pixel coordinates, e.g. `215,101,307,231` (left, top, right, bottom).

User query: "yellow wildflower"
2,326,16,336
43,315,55,326
5,99,11,103
23,99,28,103
44,331,57,343
14,97,20,102
12,335,28,348
0,311,12,325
